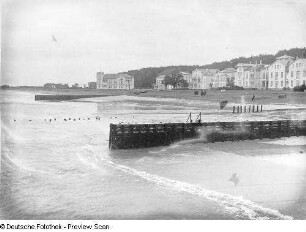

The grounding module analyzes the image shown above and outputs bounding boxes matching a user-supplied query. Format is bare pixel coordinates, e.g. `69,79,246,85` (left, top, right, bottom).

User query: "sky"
1,0,306,86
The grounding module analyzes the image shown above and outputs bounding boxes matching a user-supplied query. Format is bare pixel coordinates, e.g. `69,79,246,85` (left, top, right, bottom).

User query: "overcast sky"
1,0,306,86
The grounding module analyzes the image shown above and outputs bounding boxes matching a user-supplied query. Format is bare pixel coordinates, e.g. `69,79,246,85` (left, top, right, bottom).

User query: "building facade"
155,75,171,90
212,68,236,88
234,63,255,87
96,72,134,90
267,55,294,89
287,58,306,88
189,69,219,89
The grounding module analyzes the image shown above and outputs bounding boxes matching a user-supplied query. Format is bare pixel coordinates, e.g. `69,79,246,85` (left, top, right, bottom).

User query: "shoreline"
4,87,306,105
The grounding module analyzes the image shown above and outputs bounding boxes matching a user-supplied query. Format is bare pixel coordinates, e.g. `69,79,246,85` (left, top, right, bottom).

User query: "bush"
221,85,244,90
293,84,306,92
0,85,10,89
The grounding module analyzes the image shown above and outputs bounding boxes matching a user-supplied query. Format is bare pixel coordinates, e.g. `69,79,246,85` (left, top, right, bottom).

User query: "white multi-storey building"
96,72,134,90
234,63,255,87
243,64,269,89
212,68,236,88
189,69,219,89
287,58,306,88
267,55,294,89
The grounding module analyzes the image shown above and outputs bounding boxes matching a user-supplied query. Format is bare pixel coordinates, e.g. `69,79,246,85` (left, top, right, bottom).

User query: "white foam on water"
260,136,306,146
2,150,46,174
99,158,293,220
1,123,29,143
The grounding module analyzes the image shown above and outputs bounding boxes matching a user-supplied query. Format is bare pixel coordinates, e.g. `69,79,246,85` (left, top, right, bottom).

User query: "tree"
0,85,10,89
71,83,79,89
162,73,188,89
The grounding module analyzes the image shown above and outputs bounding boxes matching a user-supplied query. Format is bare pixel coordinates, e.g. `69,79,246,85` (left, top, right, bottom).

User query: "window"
271,73,273,78
303,71,306,77
270,81,273,87
281,81,283,87
281,72,283,78
291,81,293,87
275,72,278,78
291,71,293,77
297,71,300,78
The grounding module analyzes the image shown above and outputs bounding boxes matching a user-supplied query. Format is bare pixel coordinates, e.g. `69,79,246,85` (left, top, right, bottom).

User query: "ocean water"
1,90,306,220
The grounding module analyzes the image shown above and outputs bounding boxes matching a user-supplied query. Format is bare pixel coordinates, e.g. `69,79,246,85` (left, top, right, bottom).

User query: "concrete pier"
109,120,306,149
35,94,108,101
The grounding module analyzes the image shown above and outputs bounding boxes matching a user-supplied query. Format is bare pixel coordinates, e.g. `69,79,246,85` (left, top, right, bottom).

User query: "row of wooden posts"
233,105,263,114
109,119,306,149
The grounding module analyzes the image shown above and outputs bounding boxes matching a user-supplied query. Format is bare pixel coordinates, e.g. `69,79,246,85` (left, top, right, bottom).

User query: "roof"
276,55,294,60
179,72,190,75
194,69,219,75
235,63,255,67
290,58,306,64
156,75,166,79
248,64,266,72
103,73,133,80
270,59,293,67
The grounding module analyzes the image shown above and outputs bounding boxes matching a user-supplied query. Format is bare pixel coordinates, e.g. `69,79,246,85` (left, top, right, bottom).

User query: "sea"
1,90,306,220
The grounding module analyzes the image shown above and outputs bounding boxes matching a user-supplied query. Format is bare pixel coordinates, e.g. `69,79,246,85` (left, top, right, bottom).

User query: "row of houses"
155,55,306,90
92,55,305,90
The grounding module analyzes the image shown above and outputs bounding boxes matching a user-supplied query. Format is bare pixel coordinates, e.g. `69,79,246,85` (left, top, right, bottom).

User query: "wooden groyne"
109,120,306,149
35,94,108,101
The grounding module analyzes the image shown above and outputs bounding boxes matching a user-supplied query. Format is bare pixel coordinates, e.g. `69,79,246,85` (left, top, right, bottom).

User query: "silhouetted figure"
252,94,255,101
88,118,90,120
29,120,32,122
229,173,239,187
64,119,67,121
14,119,16,122
54,118,56,121
79,118,81,120
73,119,76,121
69,118,71,120
49,119,51,122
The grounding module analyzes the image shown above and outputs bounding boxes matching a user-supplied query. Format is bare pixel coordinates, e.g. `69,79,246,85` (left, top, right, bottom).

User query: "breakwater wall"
35,94,108,101
109,120,306,149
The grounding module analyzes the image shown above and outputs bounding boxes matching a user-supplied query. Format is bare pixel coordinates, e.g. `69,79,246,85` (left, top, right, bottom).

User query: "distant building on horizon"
96,72,134,90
